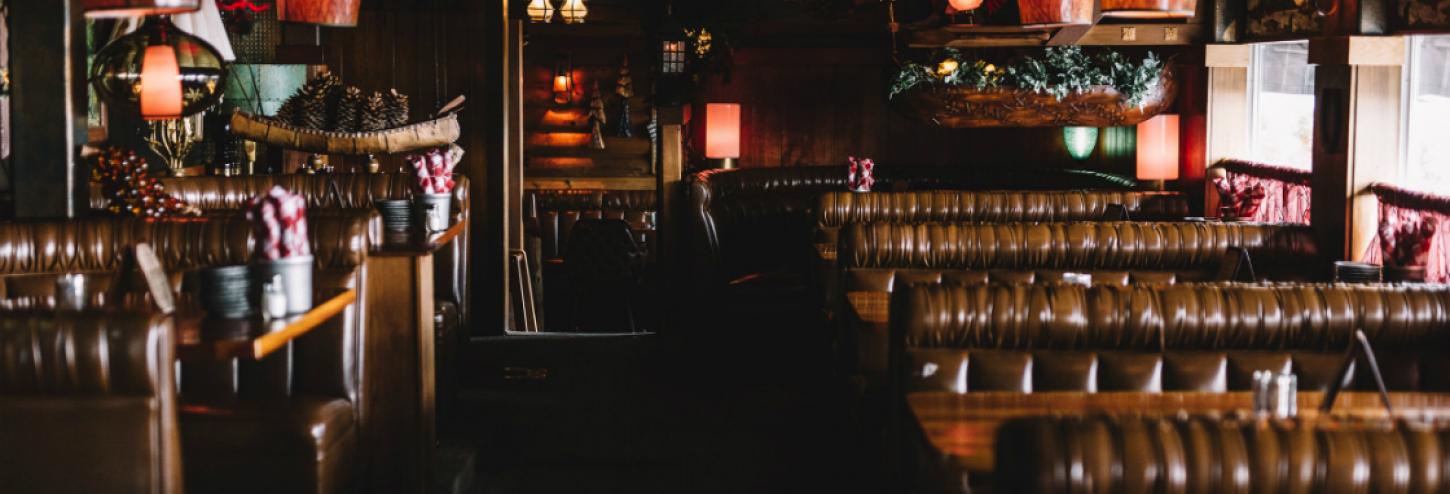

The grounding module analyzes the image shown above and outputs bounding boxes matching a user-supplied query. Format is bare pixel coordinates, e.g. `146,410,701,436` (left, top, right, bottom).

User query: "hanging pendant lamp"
91,16,228,121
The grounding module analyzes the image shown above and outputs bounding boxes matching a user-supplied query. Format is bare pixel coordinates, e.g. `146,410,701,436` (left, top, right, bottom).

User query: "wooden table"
909,390,1450,474
816,242,837,264
175,289,357,362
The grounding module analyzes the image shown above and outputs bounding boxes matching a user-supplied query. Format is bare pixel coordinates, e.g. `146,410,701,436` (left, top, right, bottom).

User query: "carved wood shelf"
905,21,1203,48
894,68,1177,127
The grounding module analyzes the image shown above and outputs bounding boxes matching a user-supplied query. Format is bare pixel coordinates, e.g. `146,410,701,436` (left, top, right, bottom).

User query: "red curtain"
1363,183,1450,283
1211,160,1312,224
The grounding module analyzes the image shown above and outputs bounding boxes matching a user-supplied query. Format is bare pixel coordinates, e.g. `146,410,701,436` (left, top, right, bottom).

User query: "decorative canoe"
229,109,461,155
895,67,1177,128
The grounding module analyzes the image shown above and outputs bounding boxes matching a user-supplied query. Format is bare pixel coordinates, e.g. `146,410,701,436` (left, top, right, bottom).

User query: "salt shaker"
1272,371,1298,418
263,275,289,320
1252,370,1273,415
55,274,87,311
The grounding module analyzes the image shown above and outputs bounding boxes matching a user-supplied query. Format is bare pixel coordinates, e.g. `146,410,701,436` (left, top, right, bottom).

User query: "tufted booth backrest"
892,284,1450,351
524,189,657,261
841,221,1319,286
689,165,1139,286
0,213,374,407
0,311,180,494
906,348,1450,393
91,173,470,326
816,190,1191,242
996,415,1450,494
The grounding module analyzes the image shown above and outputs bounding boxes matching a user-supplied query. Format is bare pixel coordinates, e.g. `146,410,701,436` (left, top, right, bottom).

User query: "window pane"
1404,35,1450,195
1251,42,1315,169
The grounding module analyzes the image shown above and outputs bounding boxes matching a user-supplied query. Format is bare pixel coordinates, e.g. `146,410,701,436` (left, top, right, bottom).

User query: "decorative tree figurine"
615,56,634,137
588,81,607,150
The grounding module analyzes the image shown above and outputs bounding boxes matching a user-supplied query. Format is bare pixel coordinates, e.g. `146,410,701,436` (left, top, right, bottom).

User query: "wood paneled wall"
691,45,1153,178
323,0,506,335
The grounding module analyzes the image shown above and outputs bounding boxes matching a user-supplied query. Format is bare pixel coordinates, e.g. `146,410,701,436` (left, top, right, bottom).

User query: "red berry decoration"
93,147,201,219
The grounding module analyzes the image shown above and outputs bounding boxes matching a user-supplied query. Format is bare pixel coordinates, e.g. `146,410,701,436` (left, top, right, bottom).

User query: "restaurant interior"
5,0,1450,493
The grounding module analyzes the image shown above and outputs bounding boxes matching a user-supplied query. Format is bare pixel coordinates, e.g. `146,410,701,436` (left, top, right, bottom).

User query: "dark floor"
449,304,889,493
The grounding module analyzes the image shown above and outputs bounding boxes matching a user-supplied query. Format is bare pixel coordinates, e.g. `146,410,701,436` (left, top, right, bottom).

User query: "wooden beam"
9,0,89,218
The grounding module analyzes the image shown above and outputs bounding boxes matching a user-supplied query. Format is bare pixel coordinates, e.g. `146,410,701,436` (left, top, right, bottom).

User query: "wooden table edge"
251,289,358,360
370,220,467,257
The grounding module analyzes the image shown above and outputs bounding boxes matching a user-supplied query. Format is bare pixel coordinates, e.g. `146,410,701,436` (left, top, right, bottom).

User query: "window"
1402,35,1450,195
1249,41,1316,169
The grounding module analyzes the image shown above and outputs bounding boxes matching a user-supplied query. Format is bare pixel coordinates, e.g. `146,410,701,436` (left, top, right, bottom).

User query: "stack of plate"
199,265,254,319
375,199,414,232
1334,261,1382,283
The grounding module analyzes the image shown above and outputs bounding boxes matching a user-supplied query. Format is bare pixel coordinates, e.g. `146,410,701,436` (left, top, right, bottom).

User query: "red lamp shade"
948,0,986,10
278,0,360,27
84,0,200,18
1136,114,1179,181
139,45,184,120
705,103,741,159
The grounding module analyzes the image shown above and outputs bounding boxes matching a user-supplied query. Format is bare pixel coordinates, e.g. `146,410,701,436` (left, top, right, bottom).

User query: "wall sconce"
91,16,227,120
1062,127,1099,161
83,0,200,18
705,103,740,169
526,0,555,23
1136,114,1179,189
553,58,574,105
559,0,588,24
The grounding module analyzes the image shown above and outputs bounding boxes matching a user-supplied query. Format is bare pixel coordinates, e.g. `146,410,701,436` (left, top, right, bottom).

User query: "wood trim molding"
1204,44,1251,67
1309,36,1406,66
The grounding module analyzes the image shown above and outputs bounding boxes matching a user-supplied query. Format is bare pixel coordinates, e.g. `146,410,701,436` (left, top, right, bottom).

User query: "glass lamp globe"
91,16,228,121
949,0,985,10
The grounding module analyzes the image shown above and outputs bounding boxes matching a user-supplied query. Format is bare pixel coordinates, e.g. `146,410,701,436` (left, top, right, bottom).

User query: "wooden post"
655,105,685,266
9,0,89,218
362,253,437,494
1202,44,1251,217
1309,36,1404,264
475,0,511,335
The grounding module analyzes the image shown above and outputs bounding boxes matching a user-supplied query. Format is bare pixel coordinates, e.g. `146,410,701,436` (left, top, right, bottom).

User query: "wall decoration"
93,147,202,217
1245,0,1320,38
890,47,1174,127
218,0,271,35
616,56,634,138
1399,0,1450,31
588,81,607,150
271,71,412,132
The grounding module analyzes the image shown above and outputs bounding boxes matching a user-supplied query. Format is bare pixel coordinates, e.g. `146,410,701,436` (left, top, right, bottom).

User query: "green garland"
889,47,1165,107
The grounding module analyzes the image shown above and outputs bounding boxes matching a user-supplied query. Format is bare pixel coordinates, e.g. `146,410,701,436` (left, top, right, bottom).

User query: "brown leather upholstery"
0,311,180,494
91,173,471,327
524,189,656,261
688,166,1139,291
0,214,372,494
906,348,1450,393
892,284,1450,351
841,222,1319,289
843,268,1182,292
996,416,1450,494
815,190,1190,243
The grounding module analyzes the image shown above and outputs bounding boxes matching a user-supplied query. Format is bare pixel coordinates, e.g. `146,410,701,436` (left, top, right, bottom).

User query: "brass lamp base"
708,158,737,170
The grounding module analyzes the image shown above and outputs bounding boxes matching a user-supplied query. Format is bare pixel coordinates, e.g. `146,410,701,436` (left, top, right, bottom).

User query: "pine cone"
275,97,301,125
383,89,410,128
333,86,364,132
360,91,389,131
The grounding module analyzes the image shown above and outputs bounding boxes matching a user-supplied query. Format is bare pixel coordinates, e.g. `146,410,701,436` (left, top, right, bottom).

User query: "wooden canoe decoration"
230,109,461,156
894,67,1176,128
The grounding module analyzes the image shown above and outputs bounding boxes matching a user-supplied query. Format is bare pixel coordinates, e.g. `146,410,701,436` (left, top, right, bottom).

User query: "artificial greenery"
889,47,1165,106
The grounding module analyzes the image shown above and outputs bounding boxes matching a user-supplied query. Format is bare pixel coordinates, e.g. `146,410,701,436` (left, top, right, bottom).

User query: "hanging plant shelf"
229,109,461,156
895,67,1176,128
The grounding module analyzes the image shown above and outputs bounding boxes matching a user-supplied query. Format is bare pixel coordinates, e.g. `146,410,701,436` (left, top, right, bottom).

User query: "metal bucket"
416,193,452,232
253,256,313,315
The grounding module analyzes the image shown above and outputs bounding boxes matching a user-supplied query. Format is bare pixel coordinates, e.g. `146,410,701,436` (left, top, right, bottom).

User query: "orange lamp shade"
278,0,361,27
705,103,741,159
139,45,183,121
949,0,986,10
553,75,570,94
1136,114,1179,181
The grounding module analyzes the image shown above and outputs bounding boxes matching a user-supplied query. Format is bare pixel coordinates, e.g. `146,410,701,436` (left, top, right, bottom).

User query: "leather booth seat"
996,415,1450,494
815,190,1191,244
524,189,657,261
0,214,374,494
874,284,1450,389
688,166,1139,293
91,173,471,330
0,311,180,494
844,268,1181,293
840,221,1319,293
